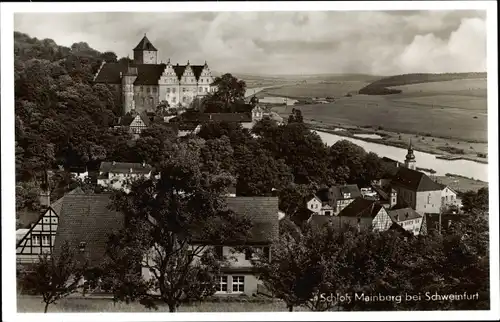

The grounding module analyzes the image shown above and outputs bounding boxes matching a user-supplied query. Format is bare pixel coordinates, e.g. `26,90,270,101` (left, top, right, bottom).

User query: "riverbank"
306,122,488,165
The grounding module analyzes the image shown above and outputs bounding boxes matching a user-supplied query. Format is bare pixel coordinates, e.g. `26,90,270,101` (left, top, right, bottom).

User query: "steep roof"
99,161,153,174
94,63,206,85
315,184,361,205
338,197,383,218
50,187,85,215
392,167,443,192
387,207,423,222
225,197,279,244
133,35,158,51
52,194,124,267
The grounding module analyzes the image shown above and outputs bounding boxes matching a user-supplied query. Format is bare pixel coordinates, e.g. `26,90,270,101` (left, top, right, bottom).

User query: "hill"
358,72,487,95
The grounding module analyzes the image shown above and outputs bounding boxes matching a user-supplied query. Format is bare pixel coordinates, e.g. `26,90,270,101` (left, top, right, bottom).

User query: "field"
257,81,371,99
266,77,487,144
434,175,488,194
17,295,306,313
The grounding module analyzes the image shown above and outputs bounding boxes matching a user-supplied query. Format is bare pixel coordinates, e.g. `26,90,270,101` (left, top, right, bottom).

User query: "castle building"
404,139,416,170
93,34,215,115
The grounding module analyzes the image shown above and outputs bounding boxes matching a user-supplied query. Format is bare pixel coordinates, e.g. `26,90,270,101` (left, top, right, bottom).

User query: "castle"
93,34,215,115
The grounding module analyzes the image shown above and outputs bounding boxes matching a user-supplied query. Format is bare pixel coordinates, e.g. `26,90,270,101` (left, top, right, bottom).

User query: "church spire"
404,138,416,169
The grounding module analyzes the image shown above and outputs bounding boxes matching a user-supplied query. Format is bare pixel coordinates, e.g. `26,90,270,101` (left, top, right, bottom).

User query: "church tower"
133,34,158,64
404,139,416,170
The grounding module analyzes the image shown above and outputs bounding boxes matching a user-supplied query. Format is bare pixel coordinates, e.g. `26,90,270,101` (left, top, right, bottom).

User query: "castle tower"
121,64,138,115
133,33,158,64
404,139,416,170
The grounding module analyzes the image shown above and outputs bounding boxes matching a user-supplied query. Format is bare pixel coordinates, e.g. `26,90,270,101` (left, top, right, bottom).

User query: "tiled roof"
315,184,361,205
192,197,279,245
133,64,166,85
392,167,443,192
133,35,158,51
94,63,207,85
225,197,279,244
99,161,153,174
17,210,42,229
51,187,85,215
118,114,135,126
52,194,125,267
338,197,382,218
387,207,423,222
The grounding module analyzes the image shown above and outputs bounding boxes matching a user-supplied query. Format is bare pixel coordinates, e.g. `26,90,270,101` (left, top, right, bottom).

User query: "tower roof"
405,139,415,161
133,34,158,51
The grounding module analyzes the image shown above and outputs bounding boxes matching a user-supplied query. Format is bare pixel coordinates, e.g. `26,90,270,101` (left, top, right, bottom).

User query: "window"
79,242,86,253
42,235,50,246
427,194,431,204
147,87,151,93
218,276,228,292
172,97,176,103
205,87,208,92
172,88,176,93
183,96,187,102
325,211,331,216
232,276,245,293
182,88,186,93
167,88,170,93
32,235,40,246
153,87,157,93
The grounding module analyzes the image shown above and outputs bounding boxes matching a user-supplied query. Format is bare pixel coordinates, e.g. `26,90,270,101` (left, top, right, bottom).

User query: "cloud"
14,10,487,75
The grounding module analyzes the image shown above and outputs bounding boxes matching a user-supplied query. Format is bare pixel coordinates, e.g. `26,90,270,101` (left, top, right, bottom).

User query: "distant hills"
358,72,487,95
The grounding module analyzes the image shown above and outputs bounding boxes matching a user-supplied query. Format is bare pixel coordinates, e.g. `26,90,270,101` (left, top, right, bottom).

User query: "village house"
16,187,84,264
306,184,361,216
391,167,458,215
386,207,424,236
52,194,280,297
97,161,154,193
335,197,393,231
115,110,151,136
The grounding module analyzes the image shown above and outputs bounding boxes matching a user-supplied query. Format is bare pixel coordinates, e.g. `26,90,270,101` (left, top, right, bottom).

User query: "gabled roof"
225,197,279,244
338,197,383,218
50,187,85,215
133,35,158,51
387,207,423,222
94,63,207,85
192,197,279,245
315,184,361,205
52,194,124,267
392,167,443,192
99,161,153,174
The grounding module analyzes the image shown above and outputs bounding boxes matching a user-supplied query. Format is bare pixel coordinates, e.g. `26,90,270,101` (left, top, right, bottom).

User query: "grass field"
267,77,487,144
17,295,306,313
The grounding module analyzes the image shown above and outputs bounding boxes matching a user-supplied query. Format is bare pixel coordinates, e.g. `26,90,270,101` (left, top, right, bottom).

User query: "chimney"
130,168,133,173
112,161,116,166
395,214,399,222
142,161,146,167
119,72,122,78
405,212,409,219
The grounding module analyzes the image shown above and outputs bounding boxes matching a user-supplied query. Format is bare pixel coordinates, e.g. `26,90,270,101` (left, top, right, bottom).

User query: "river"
314,130,488,182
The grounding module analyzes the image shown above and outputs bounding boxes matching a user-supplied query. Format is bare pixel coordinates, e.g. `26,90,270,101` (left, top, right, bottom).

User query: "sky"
14,10,487,76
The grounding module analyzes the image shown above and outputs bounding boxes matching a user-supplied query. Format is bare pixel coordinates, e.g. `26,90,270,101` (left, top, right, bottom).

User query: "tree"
278,183,316,224
288,108,304,124
202,73,246,112
461,187,488,217
235,145,293,196
103,139,253,312
19,242,85,313
253,218,322,311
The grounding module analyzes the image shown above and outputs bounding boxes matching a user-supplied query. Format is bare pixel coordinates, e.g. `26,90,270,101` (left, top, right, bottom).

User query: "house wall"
416,190,442,214
141,244,265,296
371,208,393,231
97,171,151,193
16,208,58,264
441,187,460,208
397,217,423,235
307,198,322,213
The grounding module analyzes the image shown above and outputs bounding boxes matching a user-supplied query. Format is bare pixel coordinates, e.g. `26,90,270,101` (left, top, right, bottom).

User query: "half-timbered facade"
16,187,84,264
